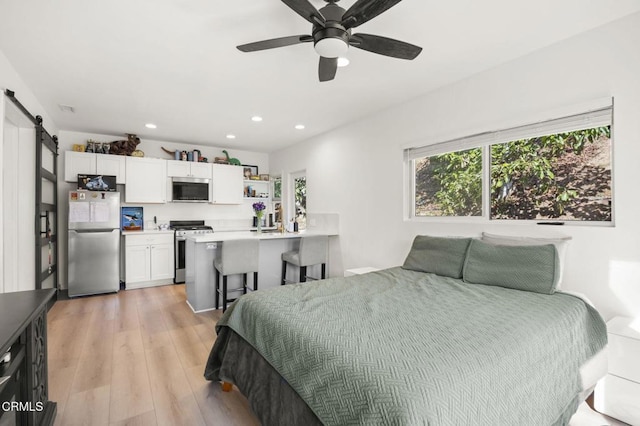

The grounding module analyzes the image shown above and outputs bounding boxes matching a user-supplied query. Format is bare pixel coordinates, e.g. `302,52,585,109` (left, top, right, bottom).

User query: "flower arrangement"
253,201,266,219
253,201,266,233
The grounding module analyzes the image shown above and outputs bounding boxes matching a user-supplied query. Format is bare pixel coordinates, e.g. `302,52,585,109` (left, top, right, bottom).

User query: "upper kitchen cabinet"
125,157,167,203
166,160,212,179
64,151,126,184
211,163,243,204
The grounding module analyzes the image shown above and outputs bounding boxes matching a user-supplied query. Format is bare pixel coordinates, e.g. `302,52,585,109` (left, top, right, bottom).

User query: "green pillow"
463,239,560,294
402,235,472,279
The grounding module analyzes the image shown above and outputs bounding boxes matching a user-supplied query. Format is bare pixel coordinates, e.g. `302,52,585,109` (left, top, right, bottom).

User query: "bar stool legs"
216,269,259,312
215,269,219,310
281,260,287,285
282,262,327,285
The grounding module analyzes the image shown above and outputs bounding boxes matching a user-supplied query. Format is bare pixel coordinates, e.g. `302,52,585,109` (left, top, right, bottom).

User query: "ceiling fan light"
337,57,350,67
314,38,348,58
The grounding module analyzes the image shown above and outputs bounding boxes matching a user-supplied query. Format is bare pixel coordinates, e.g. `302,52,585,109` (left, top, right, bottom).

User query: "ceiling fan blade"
350,33,422,59
341,0,403,29
319,57,338,82
237,35,313,52
281,0,326,25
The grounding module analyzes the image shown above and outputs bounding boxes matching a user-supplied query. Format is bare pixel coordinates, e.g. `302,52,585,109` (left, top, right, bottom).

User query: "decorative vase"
256,214,263,234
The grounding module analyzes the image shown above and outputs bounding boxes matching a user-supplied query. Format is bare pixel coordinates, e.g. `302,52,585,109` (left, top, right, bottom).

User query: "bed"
204,236,608,425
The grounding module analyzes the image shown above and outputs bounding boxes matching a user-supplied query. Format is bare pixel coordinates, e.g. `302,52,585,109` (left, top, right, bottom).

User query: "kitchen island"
185,231,333,312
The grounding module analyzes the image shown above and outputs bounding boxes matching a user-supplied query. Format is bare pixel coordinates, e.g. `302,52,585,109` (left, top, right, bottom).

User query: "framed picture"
242,164,259,179
121,207,143,231
77,174,117,191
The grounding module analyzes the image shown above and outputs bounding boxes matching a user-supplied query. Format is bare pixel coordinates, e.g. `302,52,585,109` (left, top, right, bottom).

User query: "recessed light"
295,124,305,130
145,123,157,129
251,116,263,122
337,57,350,67
226,134,236,139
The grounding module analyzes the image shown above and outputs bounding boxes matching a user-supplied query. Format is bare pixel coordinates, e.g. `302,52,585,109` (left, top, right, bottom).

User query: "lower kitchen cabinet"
125,233,174,289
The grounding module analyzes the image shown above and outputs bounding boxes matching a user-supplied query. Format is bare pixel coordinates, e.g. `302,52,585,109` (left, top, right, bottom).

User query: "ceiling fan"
237,0,422,82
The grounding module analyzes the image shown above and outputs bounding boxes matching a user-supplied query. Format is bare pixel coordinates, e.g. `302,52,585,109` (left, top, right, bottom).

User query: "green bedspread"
208,267,607,425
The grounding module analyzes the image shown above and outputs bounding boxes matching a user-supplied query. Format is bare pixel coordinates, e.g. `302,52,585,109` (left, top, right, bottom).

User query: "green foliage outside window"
415,126,612,221
415,148,482,216
272,177,282,200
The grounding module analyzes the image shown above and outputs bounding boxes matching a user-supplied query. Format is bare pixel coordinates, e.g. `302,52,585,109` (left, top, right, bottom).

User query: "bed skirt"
205,327,322,426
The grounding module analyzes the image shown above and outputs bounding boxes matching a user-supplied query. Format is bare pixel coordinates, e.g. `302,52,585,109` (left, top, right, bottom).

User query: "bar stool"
214,239,259,312
281,235,328,285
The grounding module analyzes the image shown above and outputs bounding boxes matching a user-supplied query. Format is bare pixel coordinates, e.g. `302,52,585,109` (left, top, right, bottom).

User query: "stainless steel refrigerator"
68,190,120,297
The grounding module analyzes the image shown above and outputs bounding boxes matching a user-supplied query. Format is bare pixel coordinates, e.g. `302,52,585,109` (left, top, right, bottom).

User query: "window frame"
405,104,614,227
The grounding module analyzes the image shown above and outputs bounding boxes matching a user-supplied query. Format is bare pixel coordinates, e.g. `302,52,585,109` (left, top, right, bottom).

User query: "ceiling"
1,0,639,153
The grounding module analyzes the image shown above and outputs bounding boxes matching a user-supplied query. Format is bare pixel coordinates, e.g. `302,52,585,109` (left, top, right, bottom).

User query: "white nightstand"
595,316,640,425
344,267,380,277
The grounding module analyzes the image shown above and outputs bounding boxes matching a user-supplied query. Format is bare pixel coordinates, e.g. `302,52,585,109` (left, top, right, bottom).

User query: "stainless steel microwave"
169,177,211,202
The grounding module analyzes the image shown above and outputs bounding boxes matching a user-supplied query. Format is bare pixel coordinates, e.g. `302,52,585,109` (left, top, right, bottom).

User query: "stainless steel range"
171,220,213,283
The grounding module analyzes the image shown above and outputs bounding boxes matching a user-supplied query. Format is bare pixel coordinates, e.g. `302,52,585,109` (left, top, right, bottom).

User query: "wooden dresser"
0,289,56,426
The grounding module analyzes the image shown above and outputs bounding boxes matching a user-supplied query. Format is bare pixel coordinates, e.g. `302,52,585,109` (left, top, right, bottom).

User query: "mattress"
560,290,609,399
206,268,609,425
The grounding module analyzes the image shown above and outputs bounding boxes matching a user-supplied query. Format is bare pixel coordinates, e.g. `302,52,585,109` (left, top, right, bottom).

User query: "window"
294,175,307,230
289,171,307,230
272,176,282,200
415,148,483,217
407,105,612,223
272,176,283,225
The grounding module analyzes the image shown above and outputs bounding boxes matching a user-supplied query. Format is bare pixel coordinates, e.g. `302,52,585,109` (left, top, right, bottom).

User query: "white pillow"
480,232,571,288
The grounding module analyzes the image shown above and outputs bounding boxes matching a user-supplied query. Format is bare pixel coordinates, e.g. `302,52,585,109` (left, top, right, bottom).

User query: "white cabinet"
211,164,243,204
64,151,126,184
125,244,150,283
97,155,126,183
65,151,94,181
595,316,640,425
125,157,167,203
167,160,211,179
125,233,174,289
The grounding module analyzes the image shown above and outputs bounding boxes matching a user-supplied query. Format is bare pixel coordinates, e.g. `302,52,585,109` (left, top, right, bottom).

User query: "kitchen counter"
185,230,315,243
184,231,334,312
121,229,174,236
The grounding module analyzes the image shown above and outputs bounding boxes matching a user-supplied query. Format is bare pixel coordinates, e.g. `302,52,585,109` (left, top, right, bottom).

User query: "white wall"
56,130,270,289
270,12,640,320
0,49,59,293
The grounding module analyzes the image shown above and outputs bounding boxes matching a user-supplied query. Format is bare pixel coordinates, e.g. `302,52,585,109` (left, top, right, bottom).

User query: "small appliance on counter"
68,190,121,297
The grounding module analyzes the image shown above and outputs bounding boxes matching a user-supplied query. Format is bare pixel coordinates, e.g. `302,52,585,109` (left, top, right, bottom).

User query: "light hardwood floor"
47,284,260,426
47,284,627,426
